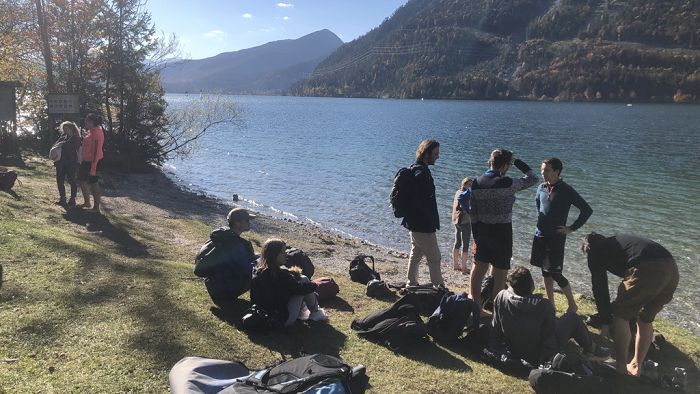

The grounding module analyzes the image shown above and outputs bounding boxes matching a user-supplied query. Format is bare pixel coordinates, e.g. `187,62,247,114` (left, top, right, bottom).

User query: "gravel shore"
100,170,473,291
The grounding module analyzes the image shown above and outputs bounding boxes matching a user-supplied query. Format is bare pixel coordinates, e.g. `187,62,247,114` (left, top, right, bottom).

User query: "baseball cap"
227,208,256,224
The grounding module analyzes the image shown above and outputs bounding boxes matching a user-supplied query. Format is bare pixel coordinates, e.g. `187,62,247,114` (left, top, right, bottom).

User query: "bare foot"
567,305,579,314
80,203,91,208
453,266,462,271
627,362,641,377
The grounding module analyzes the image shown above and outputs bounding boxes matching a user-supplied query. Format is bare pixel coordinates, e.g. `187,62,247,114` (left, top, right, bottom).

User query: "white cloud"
277,3,293,7
204,33,215,37
242,13,252,18
283,16,290,20
205,30,226,38
211,30,223,34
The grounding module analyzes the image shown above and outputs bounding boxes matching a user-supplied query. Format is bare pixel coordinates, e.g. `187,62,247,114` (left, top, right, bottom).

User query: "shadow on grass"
63,208,149,257
320,295,355,313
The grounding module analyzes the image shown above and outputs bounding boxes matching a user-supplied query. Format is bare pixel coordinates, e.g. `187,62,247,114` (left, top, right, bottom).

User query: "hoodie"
490,287,557,366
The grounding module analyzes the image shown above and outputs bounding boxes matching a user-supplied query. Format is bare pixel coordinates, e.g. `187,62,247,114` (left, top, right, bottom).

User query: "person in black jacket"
251,238,328,326
404,139,444,288
53,121,81,206
582,233,678,376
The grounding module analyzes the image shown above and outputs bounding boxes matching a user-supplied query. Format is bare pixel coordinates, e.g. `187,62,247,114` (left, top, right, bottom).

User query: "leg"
285,295,305,327
452,248,461,270
611,316,632,375
628,318,653,376
461,222,472,273
55,166,66,202
453,224,462,270
79,180,91,208
461,251,469,274
555,312,594,353
421,232,444,287
543,275,555,310
89,181,101,212
406,232,423,286
492,267,508,304
67,164,77,202
560,283,578,313
469,260,491,316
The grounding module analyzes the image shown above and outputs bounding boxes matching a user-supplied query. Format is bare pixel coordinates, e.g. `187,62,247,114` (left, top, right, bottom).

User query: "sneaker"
297,305,310,321
585,343,611,361
308,308,329,321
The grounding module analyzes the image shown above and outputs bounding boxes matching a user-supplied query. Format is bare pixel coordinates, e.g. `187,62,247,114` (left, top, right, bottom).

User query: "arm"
588,252,614,325
562,188,593,233
90,136,100,175
457,188,471,213
511,159,538,191
279,270,318,298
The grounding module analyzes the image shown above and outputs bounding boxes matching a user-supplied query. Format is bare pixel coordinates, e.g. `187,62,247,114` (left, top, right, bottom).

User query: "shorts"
77,161,99,184
612,258,679,323
529,236,566,274
473,238,512,270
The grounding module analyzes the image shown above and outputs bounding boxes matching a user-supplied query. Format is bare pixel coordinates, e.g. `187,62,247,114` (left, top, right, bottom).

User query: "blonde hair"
256,238,286,273
60,121,80,136
460,177,472,191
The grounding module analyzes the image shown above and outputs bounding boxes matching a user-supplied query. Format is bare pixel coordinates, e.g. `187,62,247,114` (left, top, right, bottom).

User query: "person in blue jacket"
530,157,592,313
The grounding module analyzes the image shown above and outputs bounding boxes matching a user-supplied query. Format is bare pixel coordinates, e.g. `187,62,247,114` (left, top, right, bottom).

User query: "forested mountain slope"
289,0,700,102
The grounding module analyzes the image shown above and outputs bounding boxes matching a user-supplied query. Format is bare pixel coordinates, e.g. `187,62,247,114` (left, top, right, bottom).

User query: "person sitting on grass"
490,266,610,367
250,238,328,327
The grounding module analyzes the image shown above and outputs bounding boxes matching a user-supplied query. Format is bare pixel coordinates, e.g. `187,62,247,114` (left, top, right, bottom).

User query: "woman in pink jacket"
78,113,104,213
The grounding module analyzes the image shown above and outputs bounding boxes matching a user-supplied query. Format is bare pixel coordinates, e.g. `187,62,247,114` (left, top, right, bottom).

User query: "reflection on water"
166,95,700,336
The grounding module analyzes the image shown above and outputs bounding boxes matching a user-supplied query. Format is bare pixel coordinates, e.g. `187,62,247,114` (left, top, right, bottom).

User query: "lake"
164,94,700,336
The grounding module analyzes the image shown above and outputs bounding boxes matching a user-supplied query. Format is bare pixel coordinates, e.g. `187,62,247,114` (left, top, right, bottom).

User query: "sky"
146,0,409,60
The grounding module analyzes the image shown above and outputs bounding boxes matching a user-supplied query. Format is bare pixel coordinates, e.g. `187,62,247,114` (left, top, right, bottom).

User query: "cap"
227,208,256,224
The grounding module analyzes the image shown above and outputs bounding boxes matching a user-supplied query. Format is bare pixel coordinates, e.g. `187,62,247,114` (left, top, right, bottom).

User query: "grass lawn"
1,159,698,393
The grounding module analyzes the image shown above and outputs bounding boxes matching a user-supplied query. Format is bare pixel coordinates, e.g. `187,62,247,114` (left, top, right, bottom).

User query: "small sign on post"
47,94,79,114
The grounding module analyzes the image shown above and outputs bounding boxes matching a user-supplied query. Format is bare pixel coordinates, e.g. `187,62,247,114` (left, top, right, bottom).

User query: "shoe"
309,308,329,321
297,306,310,321
585,344,611,361
67,198,76,206
56,197,67,205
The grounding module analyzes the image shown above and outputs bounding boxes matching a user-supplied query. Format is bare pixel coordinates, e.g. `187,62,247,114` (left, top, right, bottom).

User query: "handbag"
49,140,64,161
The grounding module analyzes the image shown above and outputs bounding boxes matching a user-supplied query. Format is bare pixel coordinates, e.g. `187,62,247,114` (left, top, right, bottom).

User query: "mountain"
290,0,700,102
160,29,344,94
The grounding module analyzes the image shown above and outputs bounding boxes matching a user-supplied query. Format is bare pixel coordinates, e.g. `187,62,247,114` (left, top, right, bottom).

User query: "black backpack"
427,292,480,342
389,165,416,218
528,351,615,394
349,254,380,284
284,246,315,279
224,353,367,394
399,285,447,314
0,169,20,191
351,292,429,352
239,304,280,336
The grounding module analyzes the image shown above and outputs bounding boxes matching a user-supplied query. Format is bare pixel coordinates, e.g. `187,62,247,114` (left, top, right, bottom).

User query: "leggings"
542,271,569,288
453,222,472,251
56,162,77,199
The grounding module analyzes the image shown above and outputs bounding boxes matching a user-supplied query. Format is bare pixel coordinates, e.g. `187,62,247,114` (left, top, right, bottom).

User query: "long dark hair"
256,238,286,274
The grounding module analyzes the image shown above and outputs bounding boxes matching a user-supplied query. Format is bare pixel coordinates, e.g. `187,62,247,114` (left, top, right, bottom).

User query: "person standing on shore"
530,157,592,313
403,139,445,288
53,121,81,206
459,148,538,316
78,113,104,213
581,233,679,377
452,177,473,274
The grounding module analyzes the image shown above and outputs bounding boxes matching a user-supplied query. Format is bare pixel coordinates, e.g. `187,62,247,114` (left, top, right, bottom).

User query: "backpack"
224,353,367,394
389,165,416,218
351,292,429,352
0,170,20,191
284,247,315,279
240,304,280,336
349,254,380,284
170,353,368,394
398,285,447,315
426,292,480,342
366,279,395,298
528,351,616,394
311,277,339,301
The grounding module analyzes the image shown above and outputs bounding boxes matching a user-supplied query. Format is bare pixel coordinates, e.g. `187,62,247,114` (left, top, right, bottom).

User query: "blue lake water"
164,94,700,336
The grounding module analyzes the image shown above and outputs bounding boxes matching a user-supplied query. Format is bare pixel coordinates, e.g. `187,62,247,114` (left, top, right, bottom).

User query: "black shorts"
77,161,99,184
530,236,566,274
473,238,512,270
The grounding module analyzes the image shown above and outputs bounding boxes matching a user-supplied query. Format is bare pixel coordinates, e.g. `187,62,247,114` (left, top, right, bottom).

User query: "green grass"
0,160,698,393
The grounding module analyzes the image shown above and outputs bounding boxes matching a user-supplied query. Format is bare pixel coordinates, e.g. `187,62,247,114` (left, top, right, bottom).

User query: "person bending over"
490,266,610,367
582,233,678,376
251,238,328,327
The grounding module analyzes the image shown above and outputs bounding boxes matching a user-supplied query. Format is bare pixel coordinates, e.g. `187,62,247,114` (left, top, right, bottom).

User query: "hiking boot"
585,343,611,361
67,197,76,206
309,308,329,321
